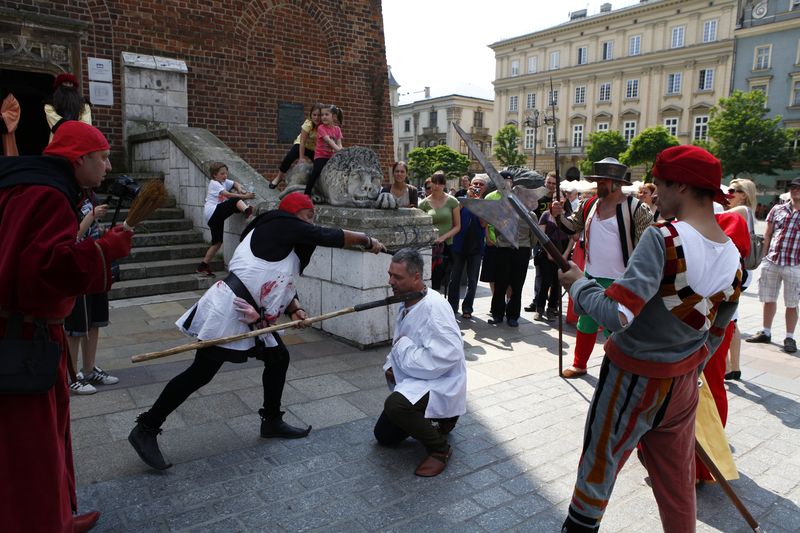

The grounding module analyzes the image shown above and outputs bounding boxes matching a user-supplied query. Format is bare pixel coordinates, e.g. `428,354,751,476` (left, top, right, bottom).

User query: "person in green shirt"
418,171,461,292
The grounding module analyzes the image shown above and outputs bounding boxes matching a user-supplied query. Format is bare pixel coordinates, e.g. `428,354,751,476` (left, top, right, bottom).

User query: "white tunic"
176,230,299,350
383,290,467,419
585,215,626,279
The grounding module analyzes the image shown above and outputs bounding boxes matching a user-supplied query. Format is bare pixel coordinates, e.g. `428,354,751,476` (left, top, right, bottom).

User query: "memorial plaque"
277,102,306,144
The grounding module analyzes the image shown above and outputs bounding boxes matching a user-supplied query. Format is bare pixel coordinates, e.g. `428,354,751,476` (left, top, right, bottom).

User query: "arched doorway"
1,69,53,154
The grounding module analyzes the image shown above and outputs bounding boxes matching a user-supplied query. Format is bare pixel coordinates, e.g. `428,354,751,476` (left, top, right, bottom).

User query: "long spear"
131,290,426,363
549,76,564,375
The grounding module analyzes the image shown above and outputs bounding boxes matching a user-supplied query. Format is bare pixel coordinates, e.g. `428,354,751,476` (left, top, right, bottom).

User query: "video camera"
105,175,141,226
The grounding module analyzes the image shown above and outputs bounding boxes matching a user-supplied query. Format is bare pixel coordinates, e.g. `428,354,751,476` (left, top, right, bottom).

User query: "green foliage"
406,145,470,184
579,130,628,175
493,125,528,167
620,126,679,181
707,90,796,177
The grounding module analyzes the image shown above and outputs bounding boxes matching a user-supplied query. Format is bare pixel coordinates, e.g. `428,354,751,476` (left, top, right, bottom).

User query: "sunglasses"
728,188,745,194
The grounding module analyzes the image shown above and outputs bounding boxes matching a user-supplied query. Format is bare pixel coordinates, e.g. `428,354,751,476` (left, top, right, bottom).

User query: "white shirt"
204,178,234,223
383,290,467,419
585,215,626,279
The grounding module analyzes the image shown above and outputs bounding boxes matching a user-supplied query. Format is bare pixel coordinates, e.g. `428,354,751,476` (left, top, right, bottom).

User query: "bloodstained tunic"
0,156,112,533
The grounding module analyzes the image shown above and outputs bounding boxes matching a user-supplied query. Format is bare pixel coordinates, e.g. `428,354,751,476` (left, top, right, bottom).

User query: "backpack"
743,209,764,270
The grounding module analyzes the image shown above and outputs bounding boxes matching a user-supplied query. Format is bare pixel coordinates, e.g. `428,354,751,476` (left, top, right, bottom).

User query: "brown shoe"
414,447,452,477
561,366,587,379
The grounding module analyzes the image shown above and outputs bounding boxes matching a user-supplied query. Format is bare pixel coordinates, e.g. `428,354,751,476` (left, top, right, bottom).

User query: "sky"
383,0,640,105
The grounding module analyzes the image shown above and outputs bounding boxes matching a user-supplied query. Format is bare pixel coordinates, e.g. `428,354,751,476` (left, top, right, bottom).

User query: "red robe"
0,182,111,533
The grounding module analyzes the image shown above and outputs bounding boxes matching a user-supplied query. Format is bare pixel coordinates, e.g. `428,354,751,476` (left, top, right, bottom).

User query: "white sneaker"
69,379,97,395
85,366,120,386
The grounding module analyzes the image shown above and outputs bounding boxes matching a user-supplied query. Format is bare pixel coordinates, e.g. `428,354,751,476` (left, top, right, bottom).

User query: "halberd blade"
459,198,519,248
453,123,510,198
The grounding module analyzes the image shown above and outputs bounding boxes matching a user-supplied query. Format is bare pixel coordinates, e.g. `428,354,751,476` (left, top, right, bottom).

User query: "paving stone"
438,497,485,522
474,506,524,530
288,396,367,429
472,485,516,508
289,374,360,400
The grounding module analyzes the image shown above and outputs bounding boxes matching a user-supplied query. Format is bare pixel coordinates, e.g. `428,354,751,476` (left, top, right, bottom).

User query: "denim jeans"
447,252,482,314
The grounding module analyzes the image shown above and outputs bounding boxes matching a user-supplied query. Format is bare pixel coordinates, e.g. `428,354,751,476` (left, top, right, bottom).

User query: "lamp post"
523,109,542,170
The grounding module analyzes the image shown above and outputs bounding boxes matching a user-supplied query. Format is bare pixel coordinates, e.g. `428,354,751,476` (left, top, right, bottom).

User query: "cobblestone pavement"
73,261,800,532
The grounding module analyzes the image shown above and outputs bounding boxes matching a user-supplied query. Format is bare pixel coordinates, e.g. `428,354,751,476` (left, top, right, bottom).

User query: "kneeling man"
374,248,467,476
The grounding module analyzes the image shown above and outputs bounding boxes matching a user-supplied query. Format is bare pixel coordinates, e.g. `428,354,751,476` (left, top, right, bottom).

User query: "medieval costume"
1,91,20,156
562,146,742,532
129,193,383,470
44,73,92,142
0,122,131,533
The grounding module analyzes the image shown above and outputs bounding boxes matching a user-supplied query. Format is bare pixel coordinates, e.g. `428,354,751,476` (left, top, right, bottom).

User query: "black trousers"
279,144,315,173
490,247,531,321
140,339,290,428
373,392,455,454
534,258,560,313
305,157,330,196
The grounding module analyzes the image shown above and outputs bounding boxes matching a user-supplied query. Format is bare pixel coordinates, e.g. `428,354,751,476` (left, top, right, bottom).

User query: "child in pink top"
304,105,342,197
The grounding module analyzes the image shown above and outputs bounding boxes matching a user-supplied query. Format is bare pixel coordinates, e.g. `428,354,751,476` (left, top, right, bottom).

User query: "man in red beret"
558,145,743,532
128,193,386,471
0,121,133,532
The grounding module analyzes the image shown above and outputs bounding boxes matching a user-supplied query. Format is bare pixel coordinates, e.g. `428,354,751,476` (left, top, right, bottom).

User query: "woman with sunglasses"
725,178,758,381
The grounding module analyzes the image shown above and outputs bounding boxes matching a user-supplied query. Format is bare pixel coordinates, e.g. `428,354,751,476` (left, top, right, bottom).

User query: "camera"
106,175,140,202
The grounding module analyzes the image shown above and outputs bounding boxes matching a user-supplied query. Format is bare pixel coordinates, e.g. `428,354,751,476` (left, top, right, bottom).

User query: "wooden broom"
122,180,168,230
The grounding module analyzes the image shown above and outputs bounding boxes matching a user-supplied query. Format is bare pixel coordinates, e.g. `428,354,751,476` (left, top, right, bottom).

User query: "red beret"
43,121,110,164
279,192,314,215
652,145,727,205
715,211,750,258
54,73,79,90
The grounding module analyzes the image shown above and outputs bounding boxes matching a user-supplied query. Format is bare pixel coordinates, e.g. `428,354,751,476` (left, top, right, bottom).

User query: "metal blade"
514,186,545,213
459,198,520,247
453,123,509,199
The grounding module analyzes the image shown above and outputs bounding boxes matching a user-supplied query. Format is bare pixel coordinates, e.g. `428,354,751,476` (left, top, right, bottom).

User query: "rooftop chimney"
569,9,588,20
600,3,612,13
424,86,430,99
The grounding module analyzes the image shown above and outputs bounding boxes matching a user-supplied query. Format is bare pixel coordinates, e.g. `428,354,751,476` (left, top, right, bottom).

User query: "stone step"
132,229,204,247
131,217,194,233
102,195,177,218
120,242,211,264
116,206,185,220
118,257,225,281
109,271,227,300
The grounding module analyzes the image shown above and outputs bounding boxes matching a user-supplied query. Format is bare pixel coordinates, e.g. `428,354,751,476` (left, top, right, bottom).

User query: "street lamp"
523,110,542,170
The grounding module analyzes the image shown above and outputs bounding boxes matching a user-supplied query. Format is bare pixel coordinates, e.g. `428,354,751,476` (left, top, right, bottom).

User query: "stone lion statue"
281,146,398,208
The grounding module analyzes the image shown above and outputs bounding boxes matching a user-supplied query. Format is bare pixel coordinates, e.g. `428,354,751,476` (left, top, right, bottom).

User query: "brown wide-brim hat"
585,157,630,184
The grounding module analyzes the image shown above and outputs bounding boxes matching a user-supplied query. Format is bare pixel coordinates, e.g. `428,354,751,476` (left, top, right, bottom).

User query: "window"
546,126,555,148
524,128,535,150
575,86,586,105
550,50,560,70
664,118,678,137
666,73,682,95
703,20,717,43
577,46,588,65
599,82,611,102
572,124,584,148
629,35,641,56
526,92,536,109
509,95,519,112
528,56,538,74
511,59,520,77
626,79,639,99
754,45,771,70
693,115,709,141
792,81,800,106
429,111,437,127
597,122,609,132
474,110,483,128
623,120,637,144
548,89,559,106
602,41,614,61
698,68,714,91
403,143,410,158
671,26,685,48
751,83,769,105
403,119,410,133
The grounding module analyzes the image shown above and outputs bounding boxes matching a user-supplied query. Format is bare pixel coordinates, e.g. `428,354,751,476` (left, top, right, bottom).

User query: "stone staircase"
106,172,225,300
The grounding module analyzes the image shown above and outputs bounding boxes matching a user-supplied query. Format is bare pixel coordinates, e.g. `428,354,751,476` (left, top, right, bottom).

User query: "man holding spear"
128,192,384,470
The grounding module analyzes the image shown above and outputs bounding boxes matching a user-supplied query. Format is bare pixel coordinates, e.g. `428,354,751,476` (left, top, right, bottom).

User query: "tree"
620,126,679,181
493,125,528,167
406,145,470,185
708,90,796,178
579,130,628,175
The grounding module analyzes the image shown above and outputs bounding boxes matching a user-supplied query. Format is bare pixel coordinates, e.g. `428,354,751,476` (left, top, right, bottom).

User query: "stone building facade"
490,0,737,178
0,1,393,172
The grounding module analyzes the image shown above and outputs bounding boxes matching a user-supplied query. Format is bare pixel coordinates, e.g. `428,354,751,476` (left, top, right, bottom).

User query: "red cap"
43,121,110,164
652,145,727,206
278,192,314,214
715,211,750,258
54,73,79,90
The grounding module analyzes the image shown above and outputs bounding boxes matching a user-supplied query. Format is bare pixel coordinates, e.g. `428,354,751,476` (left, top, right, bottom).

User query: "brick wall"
2,0,393,174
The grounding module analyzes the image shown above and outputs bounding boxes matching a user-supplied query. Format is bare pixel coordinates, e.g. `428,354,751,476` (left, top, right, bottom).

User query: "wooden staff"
131,290,426,363
695,440,763,532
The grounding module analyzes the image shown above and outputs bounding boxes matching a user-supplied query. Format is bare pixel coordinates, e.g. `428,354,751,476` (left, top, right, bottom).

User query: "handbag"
743,211,764,270
0,314,61,394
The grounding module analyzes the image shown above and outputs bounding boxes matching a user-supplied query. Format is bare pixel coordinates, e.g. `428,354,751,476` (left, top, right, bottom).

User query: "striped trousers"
563,357,699,532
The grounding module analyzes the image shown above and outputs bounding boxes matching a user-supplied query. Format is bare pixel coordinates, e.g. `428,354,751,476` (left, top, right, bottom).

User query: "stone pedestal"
295,206,436,348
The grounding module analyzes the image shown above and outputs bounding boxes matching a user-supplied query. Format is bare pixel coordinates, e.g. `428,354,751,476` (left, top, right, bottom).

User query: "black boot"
128,415,173,470
260,410,311,439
